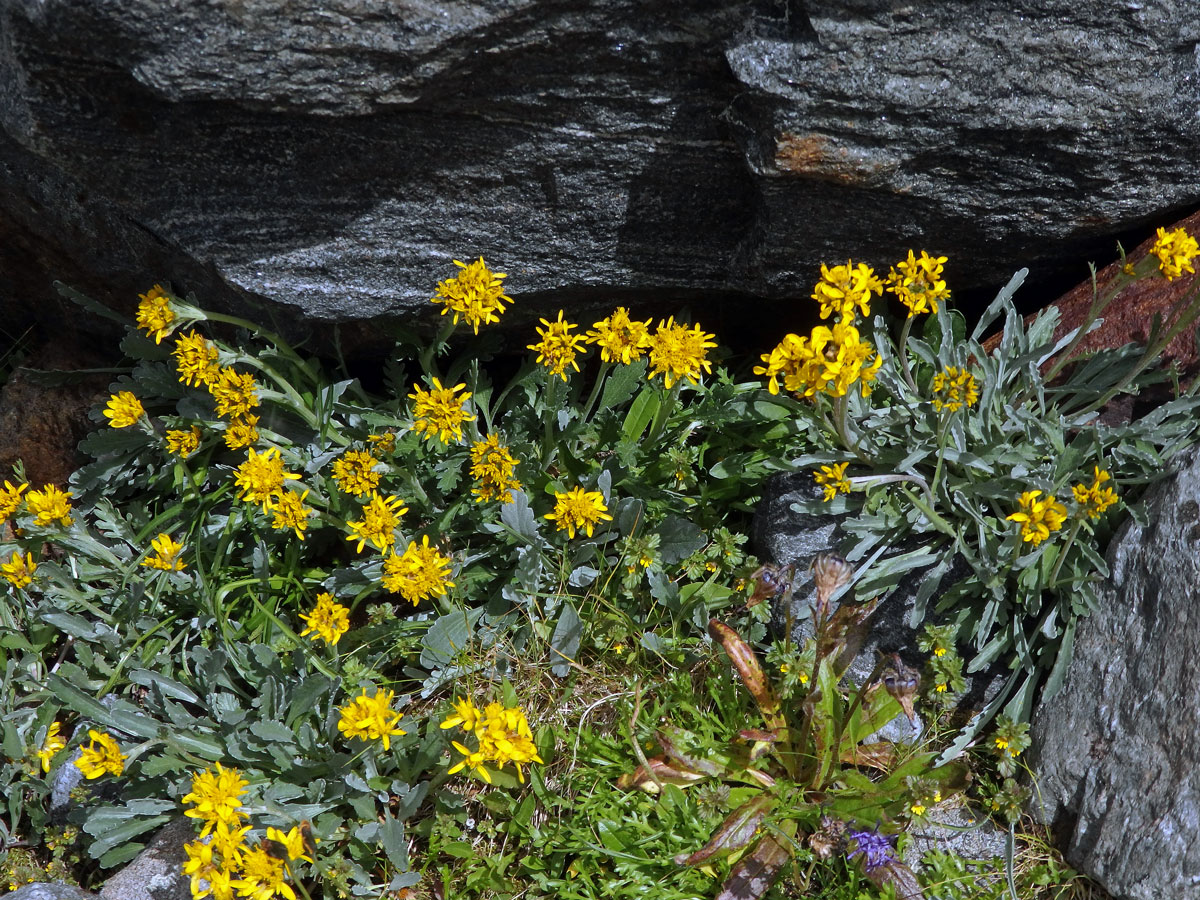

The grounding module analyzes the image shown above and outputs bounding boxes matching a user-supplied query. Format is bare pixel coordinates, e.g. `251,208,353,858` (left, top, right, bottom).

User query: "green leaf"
249,721,298,744
380,811,409,871
129,670,199,705
500,491,540,542
549,602,581,677
622,387,660,443
599,358,647,410
657,516,706,564
420,609,483,669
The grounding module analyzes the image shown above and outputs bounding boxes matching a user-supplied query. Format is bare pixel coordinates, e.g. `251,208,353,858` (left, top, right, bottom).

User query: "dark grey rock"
903,803,1006,870
4,885,95,900
98,818,193,900
2,1,1199,354
49,749,83,813
1030,447,1200,900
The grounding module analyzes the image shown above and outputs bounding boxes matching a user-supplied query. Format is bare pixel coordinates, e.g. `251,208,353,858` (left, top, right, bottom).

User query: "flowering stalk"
645,381,682,448
894,314,918,393
831,394,873,465
418,316,459,380
188,309,320,389
579,360,613,424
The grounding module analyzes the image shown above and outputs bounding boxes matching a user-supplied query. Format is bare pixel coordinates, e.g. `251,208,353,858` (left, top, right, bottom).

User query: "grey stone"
903,803,1007,871
1030,447,1200,900
4,885,95,900
2,1,1199,354
98,818,193,900
49,749,83,813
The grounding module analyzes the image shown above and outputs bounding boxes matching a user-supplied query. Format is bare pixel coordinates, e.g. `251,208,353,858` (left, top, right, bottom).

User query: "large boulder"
1030,448,1200,899
2,1,1199,353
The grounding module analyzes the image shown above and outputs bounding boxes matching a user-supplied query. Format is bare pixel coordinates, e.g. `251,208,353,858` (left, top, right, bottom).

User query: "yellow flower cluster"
469,434,522,503
812,261,884,321
930,366,979,412
584,307,652,364
528,311,587,381
74,729,125,779
140,533,186,571
166,426,202,458
409,378,475,444
330,450,382,497
430,257,513,334
1150,227,1200,281
646,316,718,389
233,448,302,512
887,250,951,316
544,486,612,539
441,697,545,784
36,722,66,773
173,331,221,388
298,592,350,645
0,480,26,524
25,485,73,528
381,535,455,606
345,492,408,553
103,391,146,429
1,551,36,588
813,462,852,502
337,688,406,750
1007,490,1067,546
1072,467,1118,520
136,285,176,344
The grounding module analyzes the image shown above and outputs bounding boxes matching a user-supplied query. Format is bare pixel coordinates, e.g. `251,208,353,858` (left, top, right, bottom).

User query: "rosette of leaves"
616,561,965,900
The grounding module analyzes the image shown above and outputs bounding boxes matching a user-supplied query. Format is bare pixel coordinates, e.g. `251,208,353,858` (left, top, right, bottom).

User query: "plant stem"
1048,516,1084,587
580,360,612,424
833,393,873,465
896,314,918,393
645,380,682,448
418,317,459,379
929,414,952,499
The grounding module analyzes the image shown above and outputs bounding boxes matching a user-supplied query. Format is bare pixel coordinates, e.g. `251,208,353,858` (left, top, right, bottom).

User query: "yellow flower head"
166,426,203,457
545,486,612,539
447,741,493,784
1150,227,1200,281
887,250,951,317
528,311,587,381
440,696,484,736
1,551,36,588
172,331,220,387
266,825,314,864
811,261,884,322
136,284,176,344
141,533,186,571
431,257,513,334
813,462,851,502
381,535,455,606
345,492,408,553
1006,490,1067,546
268,488,312,540
646,317,717,389
299,592,350,646
181,762,248,836
367,431,397,454
26,485,73,528
409,378,476,444
337,688,407,751
75,729,126,780
0,480,27,524
331,449,382,496
584,307,653,364
36,721,66,773
182,840,220,897
208,367,260,420
930,366,979,413
234,447,302,512
233,845,294,900
103,391,145,428
469,434,522,503
1072,466,1118,520
223,415,260,450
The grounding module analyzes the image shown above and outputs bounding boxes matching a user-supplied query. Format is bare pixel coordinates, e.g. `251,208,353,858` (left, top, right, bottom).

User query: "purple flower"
847,827,897,873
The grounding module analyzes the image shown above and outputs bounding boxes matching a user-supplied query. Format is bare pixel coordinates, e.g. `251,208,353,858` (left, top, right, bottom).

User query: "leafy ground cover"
2,230,1198,898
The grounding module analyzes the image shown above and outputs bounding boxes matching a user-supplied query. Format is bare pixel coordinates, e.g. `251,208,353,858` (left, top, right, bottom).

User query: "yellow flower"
182,840,220,897
367,431,396,454
166,426,202,457
298,592,350,646
223,415,259,450
430,257,513,334
440,697,484,736
337,688,406,751
584,307,652,364
1,551,36,588
331,449,382,496
196,861,237,900
886,250,951,316
755,322,879,399
1072,466,1118,520
345,492,408,553
933,647,947,658
136,284,176,343
447,741,493,784
233,447,302,512
36,722,66,773
1006,490,1067,546
930,366,979,412
469,434,522,503
232,845,295,900
813,462,851,502
208,367,260,420
935,682,947,693
210,821,252,869
646,317,717,389
266,825,314,864
74,729,126,779
172,331,220,387
381,535,455,606
25,485,73,527
444,700,544,784
910,802,926,816
0,480,27,523
141,533,186,571
103,391,145,428
409,378,476,444
528,311,587,381
268,488,312,540
1150,226,1200,281
811,261,883,322
181,762,248,836
544,486,612,539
